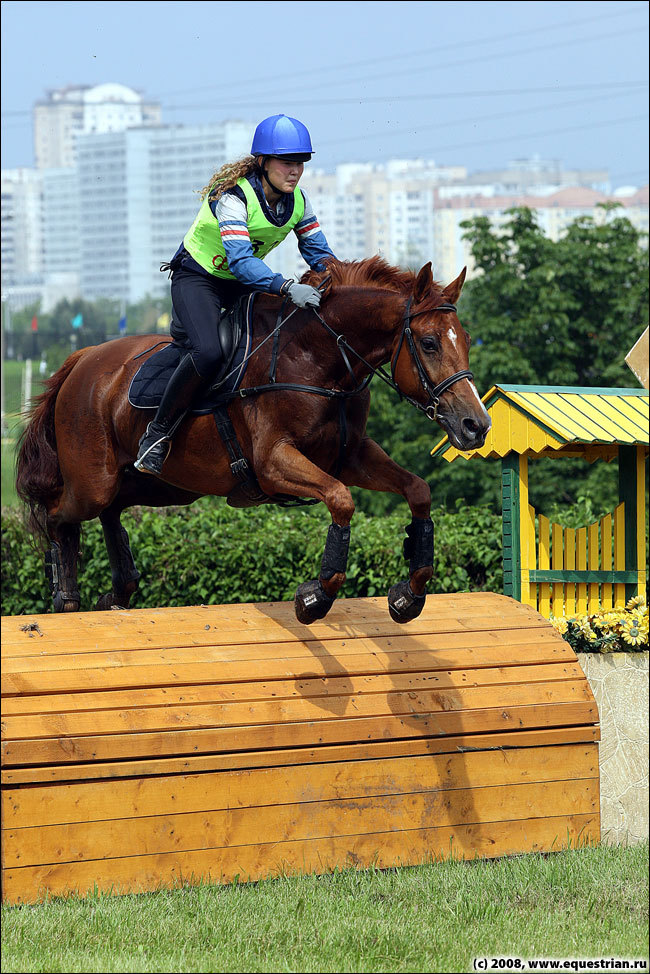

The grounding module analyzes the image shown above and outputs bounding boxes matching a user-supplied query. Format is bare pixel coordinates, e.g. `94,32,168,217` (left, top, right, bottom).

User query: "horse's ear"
414,262,434,303
442,267,467,304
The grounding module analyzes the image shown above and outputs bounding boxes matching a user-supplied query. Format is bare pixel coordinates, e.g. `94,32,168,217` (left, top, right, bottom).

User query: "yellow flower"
626,595,646,611
551,617,568,635
620,623,646,647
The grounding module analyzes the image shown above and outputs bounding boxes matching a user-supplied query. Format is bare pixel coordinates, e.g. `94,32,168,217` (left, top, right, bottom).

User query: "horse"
16,257,490,624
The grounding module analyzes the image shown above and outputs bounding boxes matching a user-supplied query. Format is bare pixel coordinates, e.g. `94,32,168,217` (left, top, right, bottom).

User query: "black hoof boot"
295,579,335,625
95,593,128,611
387,580,425,624
45,547,80,613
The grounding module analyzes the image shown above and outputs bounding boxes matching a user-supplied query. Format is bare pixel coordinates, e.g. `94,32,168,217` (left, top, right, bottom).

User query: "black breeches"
169,268,251,378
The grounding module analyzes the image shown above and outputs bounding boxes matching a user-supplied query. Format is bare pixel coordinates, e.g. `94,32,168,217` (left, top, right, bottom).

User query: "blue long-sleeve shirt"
174,172,335,292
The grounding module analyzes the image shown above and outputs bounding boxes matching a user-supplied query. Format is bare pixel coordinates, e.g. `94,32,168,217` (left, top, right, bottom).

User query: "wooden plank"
599,515,612,611
614,503,626,608
0,627,569,676
1,636,572,697
1,812,600,904
635,447,647,597
1,594,542,653
564,527,576,617
538,514,550,618
2,700,599,767
1,726,601,785
3,776,599,869
2,743,598,830
576,527,588,614
2,661,586,718
588,521,600,614
551,523,564,618
3,680,594,743
0,607,550,660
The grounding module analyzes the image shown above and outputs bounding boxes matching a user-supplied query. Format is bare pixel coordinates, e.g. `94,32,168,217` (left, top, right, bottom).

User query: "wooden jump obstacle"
432,385,649,618
1,593,600,904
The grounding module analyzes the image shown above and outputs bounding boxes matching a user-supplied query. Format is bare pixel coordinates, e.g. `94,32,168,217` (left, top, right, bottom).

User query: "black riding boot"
134,354,208,475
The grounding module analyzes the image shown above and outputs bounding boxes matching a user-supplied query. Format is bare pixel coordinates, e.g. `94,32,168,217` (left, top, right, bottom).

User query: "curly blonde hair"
199,156,260,201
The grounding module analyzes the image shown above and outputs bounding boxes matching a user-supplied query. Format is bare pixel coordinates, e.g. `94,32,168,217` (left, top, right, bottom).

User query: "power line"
188,26,645,107
404,114,648,158
162,81,648,115
154,4,647,99
318,90,645,147
4,81,646,126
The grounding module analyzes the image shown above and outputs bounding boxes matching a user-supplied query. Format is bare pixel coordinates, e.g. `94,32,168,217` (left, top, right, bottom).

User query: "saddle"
128,293,255,413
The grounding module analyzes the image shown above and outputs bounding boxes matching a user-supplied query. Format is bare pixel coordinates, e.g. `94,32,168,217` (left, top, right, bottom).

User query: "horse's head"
392,262,491,451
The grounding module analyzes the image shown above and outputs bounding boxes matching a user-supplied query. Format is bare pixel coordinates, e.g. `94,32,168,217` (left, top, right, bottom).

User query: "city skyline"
1,1,648,185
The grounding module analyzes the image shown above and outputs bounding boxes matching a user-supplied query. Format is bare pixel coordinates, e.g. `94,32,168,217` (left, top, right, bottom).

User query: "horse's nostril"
461,418,480,437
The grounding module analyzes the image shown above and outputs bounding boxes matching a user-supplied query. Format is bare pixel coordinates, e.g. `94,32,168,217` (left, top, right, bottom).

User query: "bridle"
390,297,474,421
308,295,474,422
209,285,474,424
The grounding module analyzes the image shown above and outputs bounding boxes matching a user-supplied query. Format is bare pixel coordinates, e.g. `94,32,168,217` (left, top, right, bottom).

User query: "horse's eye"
420,336,439,354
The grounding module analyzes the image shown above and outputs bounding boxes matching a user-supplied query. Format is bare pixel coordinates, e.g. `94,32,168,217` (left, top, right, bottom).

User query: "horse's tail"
15,349,86,542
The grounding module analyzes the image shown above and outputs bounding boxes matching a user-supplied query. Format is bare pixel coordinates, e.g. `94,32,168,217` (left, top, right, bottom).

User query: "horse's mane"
302,256,445,303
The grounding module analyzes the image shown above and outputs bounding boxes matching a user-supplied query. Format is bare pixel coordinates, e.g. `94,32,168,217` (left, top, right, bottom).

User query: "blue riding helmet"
251,114,313,160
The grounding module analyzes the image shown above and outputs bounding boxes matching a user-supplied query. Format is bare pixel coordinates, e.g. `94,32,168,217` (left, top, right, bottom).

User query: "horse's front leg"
256,442,354,624
340,437,433,623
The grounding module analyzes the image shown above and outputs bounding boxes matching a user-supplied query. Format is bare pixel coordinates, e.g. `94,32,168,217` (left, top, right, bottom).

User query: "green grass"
2,844,648,973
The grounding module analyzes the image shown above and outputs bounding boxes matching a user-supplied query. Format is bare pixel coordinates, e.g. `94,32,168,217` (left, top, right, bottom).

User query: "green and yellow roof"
431,384,649,463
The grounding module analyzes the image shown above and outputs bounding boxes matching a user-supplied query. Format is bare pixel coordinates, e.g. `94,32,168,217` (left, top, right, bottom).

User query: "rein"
308,297,473,421
204,286,474,419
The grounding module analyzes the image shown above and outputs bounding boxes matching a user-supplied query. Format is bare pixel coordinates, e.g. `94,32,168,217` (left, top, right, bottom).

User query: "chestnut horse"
16,258,490,623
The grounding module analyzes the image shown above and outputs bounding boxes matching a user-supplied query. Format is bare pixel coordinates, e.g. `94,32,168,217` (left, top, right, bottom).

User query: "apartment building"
34,83,161,169
431,185,650,283
1,168,43,307
76,120,253,302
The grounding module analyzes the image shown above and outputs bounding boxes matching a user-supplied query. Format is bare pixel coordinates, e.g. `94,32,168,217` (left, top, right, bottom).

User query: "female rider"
135,113,336,475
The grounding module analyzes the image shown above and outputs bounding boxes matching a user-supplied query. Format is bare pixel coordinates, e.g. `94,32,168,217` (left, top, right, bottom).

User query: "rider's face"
263,156,304,193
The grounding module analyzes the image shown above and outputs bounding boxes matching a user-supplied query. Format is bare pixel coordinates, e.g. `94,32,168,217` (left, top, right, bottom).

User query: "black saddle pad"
128,293,255,413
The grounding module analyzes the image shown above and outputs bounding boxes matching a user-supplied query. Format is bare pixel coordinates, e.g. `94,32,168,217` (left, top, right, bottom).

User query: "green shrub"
1,499,503,615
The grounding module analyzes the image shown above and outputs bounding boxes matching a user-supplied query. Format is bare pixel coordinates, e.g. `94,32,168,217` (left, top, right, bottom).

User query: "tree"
459,204,649,390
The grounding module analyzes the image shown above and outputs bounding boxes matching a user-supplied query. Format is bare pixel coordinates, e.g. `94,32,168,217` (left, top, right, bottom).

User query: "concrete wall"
577,652,649,845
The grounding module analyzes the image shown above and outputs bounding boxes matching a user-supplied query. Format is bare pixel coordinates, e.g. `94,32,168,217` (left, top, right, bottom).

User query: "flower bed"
550,596,648,653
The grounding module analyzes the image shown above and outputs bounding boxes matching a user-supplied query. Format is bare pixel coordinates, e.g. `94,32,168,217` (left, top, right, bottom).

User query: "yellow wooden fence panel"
600,514,613,611
564,527,576,617
576,528,588,614
614,503,626,608
552,523,564,617
524,504,538,610
538,514,550,618
588,521,600,614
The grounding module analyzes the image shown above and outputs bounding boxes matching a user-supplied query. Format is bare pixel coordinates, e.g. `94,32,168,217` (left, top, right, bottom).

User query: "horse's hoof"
387,580,425,624
295,579,334,625
95,593,115,611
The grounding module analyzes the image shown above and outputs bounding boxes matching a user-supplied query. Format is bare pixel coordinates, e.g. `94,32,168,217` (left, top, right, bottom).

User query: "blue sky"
1,0,648,185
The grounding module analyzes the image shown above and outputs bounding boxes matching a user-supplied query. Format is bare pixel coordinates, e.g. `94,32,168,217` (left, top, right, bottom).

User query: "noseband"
391,298,474,420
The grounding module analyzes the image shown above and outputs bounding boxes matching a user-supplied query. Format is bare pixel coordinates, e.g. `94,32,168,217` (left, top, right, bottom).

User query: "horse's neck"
325,286,404,369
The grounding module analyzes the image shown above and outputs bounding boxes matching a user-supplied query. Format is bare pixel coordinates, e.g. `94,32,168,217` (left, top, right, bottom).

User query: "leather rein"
308,296,474,421
216,289,474,422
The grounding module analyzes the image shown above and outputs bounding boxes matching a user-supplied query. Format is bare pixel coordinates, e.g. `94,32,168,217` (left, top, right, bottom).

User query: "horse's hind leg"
45,521,82,613
95,507,141,611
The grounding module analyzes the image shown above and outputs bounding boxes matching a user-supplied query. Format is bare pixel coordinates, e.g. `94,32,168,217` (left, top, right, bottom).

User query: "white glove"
286,283,322,309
